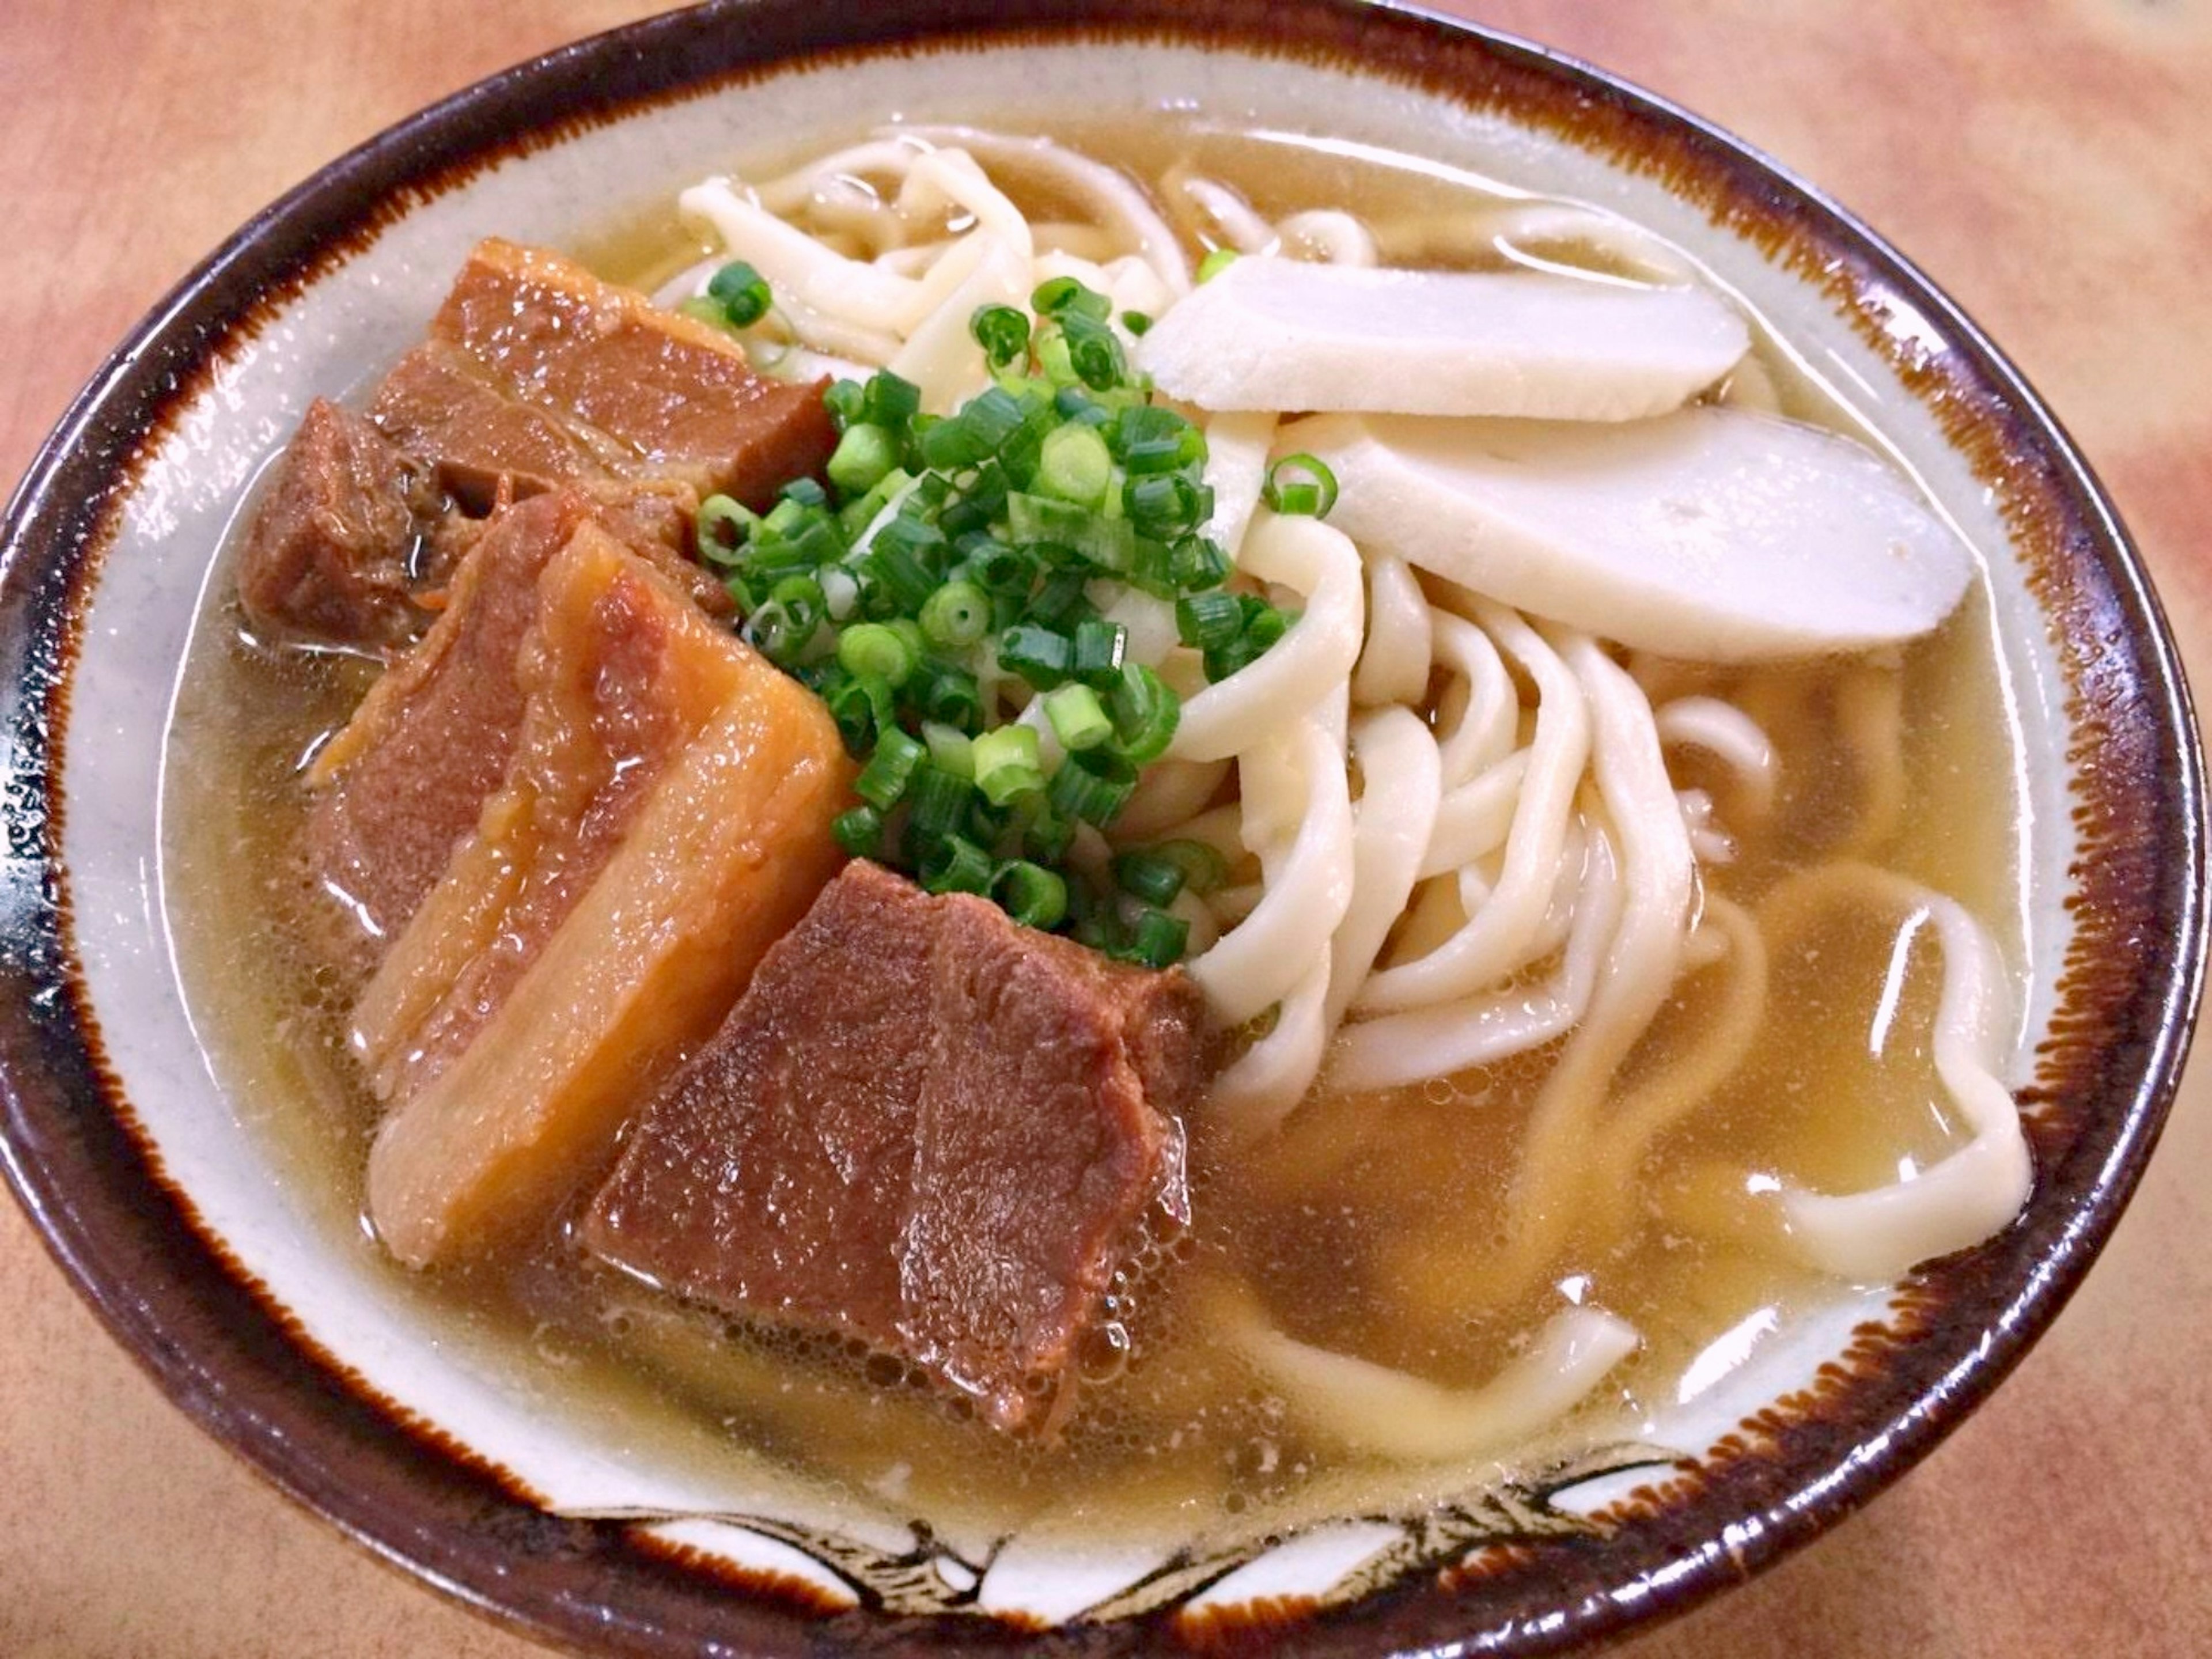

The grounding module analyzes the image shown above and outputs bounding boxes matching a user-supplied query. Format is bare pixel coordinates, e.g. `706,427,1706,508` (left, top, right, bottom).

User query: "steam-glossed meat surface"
351,519,773,1108
581,861,1209,1433
300,487,725,965
374,238,838,512
363,612,853,1271
234,397,439,647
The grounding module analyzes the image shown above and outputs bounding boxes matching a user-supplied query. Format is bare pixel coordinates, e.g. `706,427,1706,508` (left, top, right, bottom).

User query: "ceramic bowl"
0,1,2202,1653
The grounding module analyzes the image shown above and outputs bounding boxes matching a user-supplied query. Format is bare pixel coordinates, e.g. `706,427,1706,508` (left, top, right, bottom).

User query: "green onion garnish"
1044,684,1114,752
1196,248,1240,283
707,260,774,328
918,580,991,650
971,303,1031,370
832,804,885,858
1264,452,1339,518
972,724,1046,806
995,861,1069,929
1126,907,1191,968
827,423,898,497
696,494,755,563
1114,849,1188,907
702,278,1304,963
837,621,918,688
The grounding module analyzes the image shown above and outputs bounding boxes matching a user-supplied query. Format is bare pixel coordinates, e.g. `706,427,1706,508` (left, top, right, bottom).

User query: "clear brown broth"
163,119,2025,1540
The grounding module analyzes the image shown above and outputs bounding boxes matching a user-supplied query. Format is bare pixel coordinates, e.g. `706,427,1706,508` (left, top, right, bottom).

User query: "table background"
4,2,2209,1653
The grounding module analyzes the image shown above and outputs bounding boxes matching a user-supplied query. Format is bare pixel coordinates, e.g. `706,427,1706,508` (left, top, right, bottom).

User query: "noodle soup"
164,112,2028,1544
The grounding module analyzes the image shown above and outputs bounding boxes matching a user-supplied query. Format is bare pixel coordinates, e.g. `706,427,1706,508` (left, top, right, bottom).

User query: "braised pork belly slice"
301,486,734,970
581,860,1210,1434
234,397,443,648
354,518,756,1104
361,529,851,1271
374,238,838,512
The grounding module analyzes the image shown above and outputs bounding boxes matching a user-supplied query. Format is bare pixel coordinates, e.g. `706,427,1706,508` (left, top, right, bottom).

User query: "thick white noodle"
1232,1302,1642,1463
1656,696,1778,819
1495,639,1698,1286
1188,715,1355,1025
885,234,1031,408
895,125,1193,296
1326,709,1444,1028
1209,958,1333,1143
1177,176,1276,254
1420,750,1529,879
1355,607,1589,1012
752,137,931,217
1203,411,1278,566
1430,611,1519,786
1353,554,1433,707
1779,872,2033,1282
679,179,922,329
1277,209,1380,266
1168,512,1366,763
1112,757,1231,842
1330,825,1616,1092
1484,202,1698,286
896,149,1035,255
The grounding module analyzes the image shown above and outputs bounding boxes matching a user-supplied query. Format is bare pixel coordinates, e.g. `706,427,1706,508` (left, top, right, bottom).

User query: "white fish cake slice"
1294,407,1975,661
1135,259,1749,419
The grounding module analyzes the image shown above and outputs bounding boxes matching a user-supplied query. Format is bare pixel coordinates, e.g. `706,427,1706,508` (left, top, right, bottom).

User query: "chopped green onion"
1049,756,1134,827
1036,423,1113,509
1263,453,1339,518
1172,535,1231,591
908,764,974,839
1151,838,1231,895
854,726,925,810
918,580,991,650
1176,590,1245,652
678,294,738,334
972,724,1046,806
921,665,983,732
778,475,829,511
837,621,918,688
1059,310,1128,391
1114,849,1188,907
922,834,996,896
995,861,1069,929
1044,684,1114,752
1120,310,1153,337
1197,247,1240,283
1125,907,1190,968
1071,617,1127,688
998,624,1072,690
707,260,774,328
970,303,1031,369
827,423,898,497
921,720,975,779
695,494,755,563
1111,664,1179,764
823,379,866,429
1124,472,1210,540
860,370,922,430
832,805,885,859
1031,275,1111,321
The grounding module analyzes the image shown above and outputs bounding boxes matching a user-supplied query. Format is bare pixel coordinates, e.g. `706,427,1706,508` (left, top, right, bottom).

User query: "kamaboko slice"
1292,406,1974,661
1135,259,1748,421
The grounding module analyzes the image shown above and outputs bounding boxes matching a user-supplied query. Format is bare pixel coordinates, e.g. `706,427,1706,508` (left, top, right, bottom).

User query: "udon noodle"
170,116,2034,1523
639,122,2031,1455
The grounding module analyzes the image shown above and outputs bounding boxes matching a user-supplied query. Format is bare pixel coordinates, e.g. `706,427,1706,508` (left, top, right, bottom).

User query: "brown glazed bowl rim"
0,1,2203,1654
